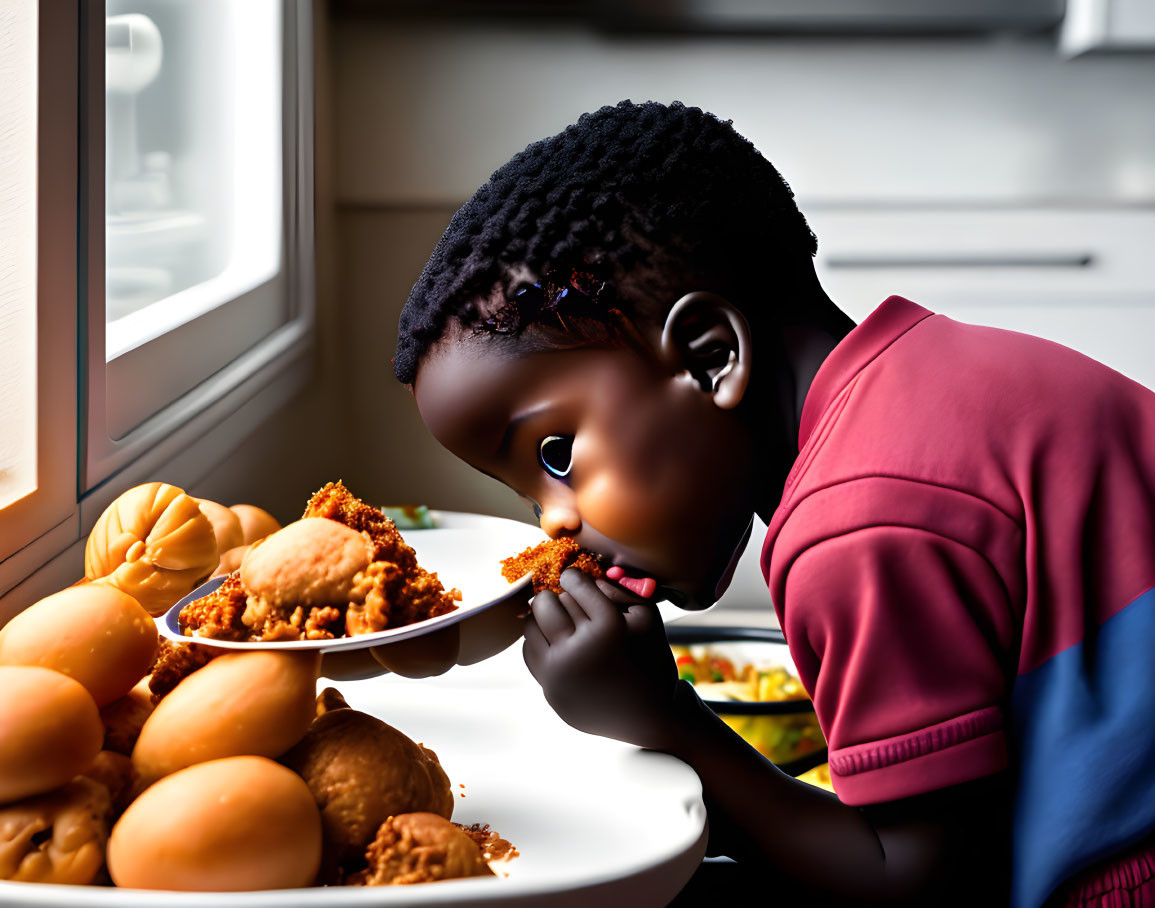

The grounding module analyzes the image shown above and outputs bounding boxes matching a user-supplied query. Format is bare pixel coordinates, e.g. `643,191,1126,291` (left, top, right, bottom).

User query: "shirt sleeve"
781,524,1017,806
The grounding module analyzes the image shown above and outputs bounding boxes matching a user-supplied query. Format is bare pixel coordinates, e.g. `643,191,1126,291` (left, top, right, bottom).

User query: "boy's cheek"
576,472,656,549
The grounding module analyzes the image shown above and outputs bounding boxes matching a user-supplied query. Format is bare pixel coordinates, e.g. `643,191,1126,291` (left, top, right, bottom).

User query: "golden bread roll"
0,666,103,805
282,703,454,868
85,482,219,616
240,518,372,608
0,777,111,884
213,544,250,578
0,584,157,706
107,756,322,891
229,504,281,546
132,650,319,785
195,498,245,556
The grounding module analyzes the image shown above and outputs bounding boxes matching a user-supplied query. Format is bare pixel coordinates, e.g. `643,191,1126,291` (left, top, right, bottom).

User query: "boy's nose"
539,502,581,540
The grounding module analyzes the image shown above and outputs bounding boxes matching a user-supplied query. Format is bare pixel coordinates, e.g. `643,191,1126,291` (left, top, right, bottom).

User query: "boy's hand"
522,567,682,750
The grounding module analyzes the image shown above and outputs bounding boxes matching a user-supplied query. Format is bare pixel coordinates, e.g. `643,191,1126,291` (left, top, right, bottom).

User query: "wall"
325,17,1155,606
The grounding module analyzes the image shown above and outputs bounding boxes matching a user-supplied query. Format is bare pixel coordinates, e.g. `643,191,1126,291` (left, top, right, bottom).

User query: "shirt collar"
796,296,933,450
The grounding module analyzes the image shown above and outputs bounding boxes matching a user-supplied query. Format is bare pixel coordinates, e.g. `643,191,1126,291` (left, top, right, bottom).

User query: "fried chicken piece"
281,705,454,877
177,573,248,641
354,813,493,886
147,638,219,702
303,481,417,569
500,537,604,594
0,778,112,885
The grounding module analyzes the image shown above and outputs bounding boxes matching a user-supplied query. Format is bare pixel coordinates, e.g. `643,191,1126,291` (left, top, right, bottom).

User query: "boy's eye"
538,435,574,479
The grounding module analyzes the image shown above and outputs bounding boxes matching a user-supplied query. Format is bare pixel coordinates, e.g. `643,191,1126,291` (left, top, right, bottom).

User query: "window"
0,1,313,605
86,0,313,488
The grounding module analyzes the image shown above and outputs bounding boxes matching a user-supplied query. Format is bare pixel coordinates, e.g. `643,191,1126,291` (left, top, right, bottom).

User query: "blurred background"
3,0,1154,614
285,0,1155,609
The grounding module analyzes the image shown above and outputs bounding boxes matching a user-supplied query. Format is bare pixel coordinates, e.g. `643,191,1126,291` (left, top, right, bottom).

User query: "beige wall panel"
337,206,529,523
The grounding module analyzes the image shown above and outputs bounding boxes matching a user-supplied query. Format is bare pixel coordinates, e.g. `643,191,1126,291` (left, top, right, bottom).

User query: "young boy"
392,101,1155,906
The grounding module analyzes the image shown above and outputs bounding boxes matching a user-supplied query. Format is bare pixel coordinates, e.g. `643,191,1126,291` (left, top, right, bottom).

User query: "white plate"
159,517,546,653
0,652,708,907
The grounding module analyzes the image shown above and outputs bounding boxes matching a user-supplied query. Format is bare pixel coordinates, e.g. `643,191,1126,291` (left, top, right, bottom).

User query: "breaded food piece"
354,813,493,886
0,778,112,885
281,705,455,874
177,574,247,642
147,639,220,702
501,537,604,594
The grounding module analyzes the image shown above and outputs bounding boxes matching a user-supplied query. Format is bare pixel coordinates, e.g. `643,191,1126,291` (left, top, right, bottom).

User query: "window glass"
105,0,282,360
0,1,38,510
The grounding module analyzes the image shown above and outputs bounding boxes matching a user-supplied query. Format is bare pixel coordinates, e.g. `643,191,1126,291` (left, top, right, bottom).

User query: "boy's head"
397,100,833,608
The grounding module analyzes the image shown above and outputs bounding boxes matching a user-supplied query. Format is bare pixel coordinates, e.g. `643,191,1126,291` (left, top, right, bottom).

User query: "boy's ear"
659,291,752,410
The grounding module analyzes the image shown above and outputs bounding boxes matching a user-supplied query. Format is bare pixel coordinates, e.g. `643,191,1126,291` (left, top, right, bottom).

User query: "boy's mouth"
603,563,688,607
605,565,656,599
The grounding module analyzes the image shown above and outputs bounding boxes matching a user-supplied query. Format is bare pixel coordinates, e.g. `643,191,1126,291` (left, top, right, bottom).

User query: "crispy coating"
0,778,111,885
147,639,220,702
455,822,519,862
303,482,416,569
180,482,460,642
177,573,248,642
354,813,493,886
500,537,604,594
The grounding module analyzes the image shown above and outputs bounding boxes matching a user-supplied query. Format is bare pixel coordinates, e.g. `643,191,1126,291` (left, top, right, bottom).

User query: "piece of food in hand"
195,498,245,558
281,693,454,874
132,650,320,786
107,756,322,891
99,676,156,755
0,584,157,707
500,536,604,594
85,482,219,616
0,666,103,805
181,482,460,642
353,813,493,886
380,505,435,530
229,503,281,546
0,777,112,884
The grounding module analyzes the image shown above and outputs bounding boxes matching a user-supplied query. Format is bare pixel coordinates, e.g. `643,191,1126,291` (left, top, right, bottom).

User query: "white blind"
0,0,37,511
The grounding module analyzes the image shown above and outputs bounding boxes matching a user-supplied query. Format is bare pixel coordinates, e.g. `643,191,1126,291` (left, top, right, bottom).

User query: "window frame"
0,2,80,580
0,0,314,609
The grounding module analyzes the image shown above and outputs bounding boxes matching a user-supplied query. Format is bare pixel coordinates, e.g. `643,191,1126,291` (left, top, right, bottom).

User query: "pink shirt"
760,296,1155,907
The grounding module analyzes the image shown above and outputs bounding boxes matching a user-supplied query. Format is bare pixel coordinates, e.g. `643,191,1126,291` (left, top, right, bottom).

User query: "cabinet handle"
825,254,1095,269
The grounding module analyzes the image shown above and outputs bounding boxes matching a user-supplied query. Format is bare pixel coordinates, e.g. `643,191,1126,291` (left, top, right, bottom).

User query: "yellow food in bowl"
671,643,825,767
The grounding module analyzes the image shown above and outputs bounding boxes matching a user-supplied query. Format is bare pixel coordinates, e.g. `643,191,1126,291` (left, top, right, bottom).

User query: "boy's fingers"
622,600,662,633
522,619,548,682
531,591,575,643
559,568,628,625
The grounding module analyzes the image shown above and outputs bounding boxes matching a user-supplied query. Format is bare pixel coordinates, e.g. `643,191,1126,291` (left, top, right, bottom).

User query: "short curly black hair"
393,100,819,385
